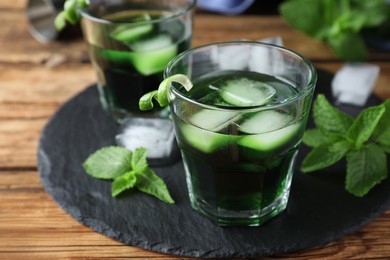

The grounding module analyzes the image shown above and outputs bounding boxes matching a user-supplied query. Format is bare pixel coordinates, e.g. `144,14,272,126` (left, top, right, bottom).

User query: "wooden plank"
0,172,390,259
0,0,26,10
0,63,94,169
2,10,390,65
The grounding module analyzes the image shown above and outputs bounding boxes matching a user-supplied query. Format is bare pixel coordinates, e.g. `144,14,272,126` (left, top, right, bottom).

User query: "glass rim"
79,0,197,25
166,41,318,111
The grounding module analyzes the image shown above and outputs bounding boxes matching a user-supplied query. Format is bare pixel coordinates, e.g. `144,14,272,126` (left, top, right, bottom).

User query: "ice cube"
219,78,276,106
257,36,283,46
249,37,285,75
213,44,251,70
332,63,380,106
115,118,179,163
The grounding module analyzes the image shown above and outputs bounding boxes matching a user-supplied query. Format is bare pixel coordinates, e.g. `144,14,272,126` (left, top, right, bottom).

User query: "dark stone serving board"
38,70,390,258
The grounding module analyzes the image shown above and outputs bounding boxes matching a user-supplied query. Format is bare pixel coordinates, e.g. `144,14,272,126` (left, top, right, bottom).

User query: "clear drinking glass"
80,0,196,165
166,42,317,226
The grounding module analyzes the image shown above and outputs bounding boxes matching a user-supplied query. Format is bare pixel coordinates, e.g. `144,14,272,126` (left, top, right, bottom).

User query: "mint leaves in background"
83,146,174,204
302,94,390,197
279,0,390,61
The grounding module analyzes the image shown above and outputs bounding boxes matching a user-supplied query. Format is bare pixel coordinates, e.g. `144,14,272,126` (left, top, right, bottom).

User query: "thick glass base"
189,188,290,227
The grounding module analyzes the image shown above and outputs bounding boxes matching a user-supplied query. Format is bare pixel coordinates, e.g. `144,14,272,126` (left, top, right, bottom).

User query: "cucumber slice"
129,34,173,52
189,110,240,131
238,123,301,151
129,45,177,76
180,110,240,153
220,78,276,106
101,49,132,64
180,124,234,153
111,24,153,42
238,110,293,134
128,34,177,76
110,13,153,43
238,110,299,151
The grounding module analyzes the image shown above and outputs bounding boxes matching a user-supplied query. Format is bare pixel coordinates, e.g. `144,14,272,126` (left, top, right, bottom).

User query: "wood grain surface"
1,1,390,259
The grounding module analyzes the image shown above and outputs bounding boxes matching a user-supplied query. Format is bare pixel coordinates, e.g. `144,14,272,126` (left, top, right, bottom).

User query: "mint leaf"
346,144,388,197
353,0,390,27
302,129,330,147
279,0,328,38
135,168,174,204
373,99,390,144
83,146,175,203
112,171,137,197
347,104,385,148
280,0,390,61
83,146,132,179
301,140,352,173
377,130,390,151
327,31,367,61
131,147,148,172
313,94,354,135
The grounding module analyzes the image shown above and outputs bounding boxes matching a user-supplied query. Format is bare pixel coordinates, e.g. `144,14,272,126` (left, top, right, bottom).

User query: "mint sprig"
302,95,390,197
83,146,174,204
279,0,390,61
55,0,90,31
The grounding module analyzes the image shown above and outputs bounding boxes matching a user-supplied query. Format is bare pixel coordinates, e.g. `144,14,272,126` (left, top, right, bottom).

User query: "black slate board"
38,70,390,258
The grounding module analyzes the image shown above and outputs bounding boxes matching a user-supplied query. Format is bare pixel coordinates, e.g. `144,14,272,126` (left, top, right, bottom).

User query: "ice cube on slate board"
116,118,176,159
332,63,380,106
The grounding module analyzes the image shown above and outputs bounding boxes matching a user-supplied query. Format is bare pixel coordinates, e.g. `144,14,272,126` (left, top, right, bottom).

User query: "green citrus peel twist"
139,74,193,111
55,0,90,31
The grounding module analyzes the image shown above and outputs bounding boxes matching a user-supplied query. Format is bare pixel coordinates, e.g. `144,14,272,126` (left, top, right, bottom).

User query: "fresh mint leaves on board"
279,0,390,61
301,94,390,197
83,146,174,204
55,0,90,30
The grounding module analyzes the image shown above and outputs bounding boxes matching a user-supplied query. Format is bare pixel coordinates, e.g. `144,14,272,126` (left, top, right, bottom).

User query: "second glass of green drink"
80,0,195,165
166,42,317,226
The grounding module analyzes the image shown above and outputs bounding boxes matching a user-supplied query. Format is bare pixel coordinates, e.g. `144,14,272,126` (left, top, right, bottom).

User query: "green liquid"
173,70,305,219
85,9,191,119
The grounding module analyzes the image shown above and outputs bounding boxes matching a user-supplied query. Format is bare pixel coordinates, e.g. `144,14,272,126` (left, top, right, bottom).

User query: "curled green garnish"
139,74,193,111
55,0,90,31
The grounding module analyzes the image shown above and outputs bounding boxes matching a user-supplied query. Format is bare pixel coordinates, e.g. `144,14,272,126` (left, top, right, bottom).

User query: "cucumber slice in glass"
180,124,234,153
110,13,153,43
238,123,301,151
180,110,240,153
189,110,240,131
111,24,153,42
101,49,132,64
129,34,173,51
220,78,276,106
129,45,177,76
128,34,177,76
238,110,293,134
238,110,299,151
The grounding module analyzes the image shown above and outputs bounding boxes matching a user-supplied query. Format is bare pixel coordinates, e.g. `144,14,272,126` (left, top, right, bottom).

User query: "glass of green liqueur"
166,42,317,226
80,0,195,165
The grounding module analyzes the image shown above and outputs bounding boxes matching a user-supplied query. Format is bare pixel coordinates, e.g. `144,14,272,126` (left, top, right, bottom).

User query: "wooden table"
1,2,390,259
